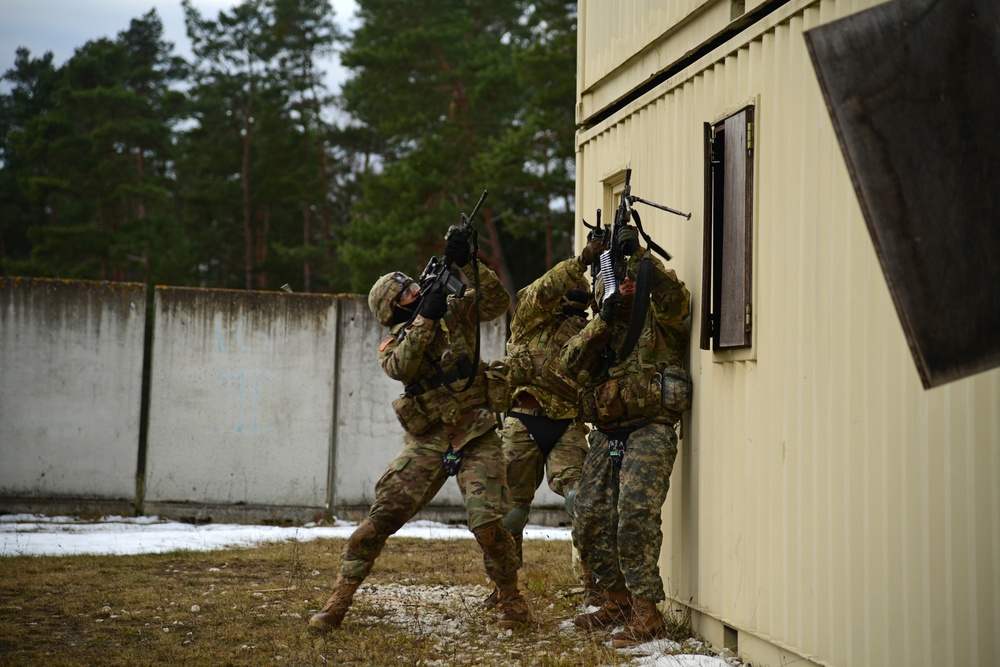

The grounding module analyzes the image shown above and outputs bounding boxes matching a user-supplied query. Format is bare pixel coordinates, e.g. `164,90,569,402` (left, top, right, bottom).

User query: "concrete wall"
0,278,146,505
143,288,338,512
1,277,562,524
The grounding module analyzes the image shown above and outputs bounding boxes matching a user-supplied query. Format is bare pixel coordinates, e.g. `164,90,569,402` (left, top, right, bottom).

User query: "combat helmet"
368,271,413,326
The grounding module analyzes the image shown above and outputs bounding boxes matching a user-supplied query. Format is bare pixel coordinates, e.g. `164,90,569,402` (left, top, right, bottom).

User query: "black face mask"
392,302,417,326
561,288,591,319
561,304,588,319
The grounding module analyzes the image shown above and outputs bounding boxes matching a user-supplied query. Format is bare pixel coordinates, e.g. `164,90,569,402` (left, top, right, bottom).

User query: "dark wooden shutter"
718,108,753,349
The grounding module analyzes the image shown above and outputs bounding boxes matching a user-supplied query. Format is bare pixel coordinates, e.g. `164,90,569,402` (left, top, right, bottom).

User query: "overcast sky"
0,0,359,94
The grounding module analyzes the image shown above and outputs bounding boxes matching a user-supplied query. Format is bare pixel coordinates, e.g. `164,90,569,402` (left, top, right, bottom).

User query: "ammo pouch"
484,360,511,413
660,364,693,412
391,394,434,436
581,363,691,423
392,368,490,435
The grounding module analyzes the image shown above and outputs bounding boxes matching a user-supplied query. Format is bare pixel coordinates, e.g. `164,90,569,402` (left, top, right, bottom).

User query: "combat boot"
610,597,667,647
308,575,363,632
496,580,531,629
573,589,632,631
581,563,603,607
481,585,499,609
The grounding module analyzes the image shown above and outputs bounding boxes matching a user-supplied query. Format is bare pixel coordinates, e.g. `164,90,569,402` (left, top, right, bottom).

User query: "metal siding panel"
577,3,1000,662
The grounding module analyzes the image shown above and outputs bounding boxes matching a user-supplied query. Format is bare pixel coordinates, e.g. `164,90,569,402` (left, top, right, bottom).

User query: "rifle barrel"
630,195,691,219
467,190,489,224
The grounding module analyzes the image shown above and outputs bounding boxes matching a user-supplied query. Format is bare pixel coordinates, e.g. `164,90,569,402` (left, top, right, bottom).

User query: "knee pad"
564,488,578,518
502,506,530,536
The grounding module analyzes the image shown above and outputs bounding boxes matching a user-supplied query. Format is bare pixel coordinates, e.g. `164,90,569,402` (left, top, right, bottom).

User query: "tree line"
0,0,577,298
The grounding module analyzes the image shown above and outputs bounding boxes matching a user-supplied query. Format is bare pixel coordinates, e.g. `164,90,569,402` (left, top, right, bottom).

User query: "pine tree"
3,11,184,283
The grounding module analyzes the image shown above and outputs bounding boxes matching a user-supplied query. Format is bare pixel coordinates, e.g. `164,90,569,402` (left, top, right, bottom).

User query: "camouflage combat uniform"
500,256,591,562
558,246,691,606
310,260,530,632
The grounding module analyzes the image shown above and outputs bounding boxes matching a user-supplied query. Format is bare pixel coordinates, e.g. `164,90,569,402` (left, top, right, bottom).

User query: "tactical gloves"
443,234,471,267
616,226,640,256
600,292,623,323
579,236,607,266
419,288,448,320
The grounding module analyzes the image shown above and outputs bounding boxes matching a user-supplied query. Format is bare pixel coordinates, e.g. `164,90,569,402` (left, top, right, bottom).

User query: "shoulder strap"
618,256,652,360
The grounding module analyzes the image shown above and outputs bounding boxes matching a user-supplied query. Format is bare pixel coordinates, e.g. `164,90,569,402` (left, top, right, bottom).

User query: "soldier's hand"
419,288,448,320
443,233,471,267
579,235,607,266
616,226,640,257
599,292,623,323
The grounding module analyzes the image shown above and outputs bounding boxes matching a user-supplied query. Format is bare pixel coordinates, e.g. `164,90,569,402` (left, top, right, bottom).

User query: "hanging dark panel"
804,0,1000,389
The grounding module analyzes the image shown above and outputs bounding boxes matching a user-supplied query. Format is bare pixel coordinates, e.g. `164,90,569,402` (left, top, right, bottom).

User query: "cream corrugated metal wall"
576,1,1000,666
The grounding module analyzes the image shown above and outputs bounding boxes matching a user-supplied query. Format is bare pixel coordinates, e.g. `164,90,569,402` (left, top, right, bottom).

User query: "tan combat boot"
308,575,363,632
481,585,499,610
573,589,632,631
610,597,667,647
581,563,603,607
496,580,531,629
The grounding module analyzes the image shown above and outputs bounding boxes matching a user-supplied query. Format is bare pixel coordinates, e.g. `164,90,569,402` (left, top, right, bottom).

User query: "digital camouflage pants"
338,427,518,586
574,421,678,602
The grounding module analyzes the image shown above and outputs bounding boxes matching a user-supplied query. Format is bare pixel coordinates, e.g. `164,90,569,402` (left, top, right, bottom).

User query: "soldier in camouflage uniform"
481,236,607,608
557,226,692,648
309,234,531,633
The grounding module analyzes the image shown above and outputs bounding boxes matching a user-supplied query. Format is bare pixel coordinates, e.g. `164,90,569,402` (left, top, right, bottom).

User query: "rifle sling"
631,209,672,262
618,256,652,360
408,353,474,395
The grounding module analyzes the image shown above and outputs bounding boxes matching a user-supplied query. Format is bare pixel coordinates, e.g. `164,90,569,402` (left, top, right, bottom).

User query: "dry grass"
0,535,710,666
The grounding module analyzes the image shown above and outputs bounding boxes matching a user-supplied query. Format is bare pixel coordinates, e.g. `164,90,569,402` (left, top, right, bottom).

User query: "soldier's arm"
557,315,612,379
518,257,587,314
631,248,691,326
509,257,587,339
455,260,511,321
379,316,436,382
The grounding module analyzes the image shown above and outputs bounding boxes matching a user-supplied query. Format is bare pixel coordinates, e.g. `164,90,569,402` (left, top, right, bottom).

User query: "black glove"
616,226,640,257
443,233,471,267
599,292,622,323
419,288,448,320
579,236,607,266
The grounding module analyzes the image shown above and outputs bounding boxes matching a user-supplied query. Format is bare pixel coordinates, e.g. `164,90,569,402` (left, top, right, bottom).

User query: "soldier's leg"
572,429,633,630
543,421,598,603
616,423,678,603
498,416,545,566
310,442,445,632
341,442,447,581
545,420,588,508
574,429,626,592
458,429,531,628
610,423,677,647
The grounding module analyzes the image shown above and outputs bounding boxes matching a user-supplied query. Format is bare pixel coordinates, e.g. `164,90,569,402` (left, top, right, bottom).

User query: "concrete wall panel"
144,288,336,508
0,278,146,501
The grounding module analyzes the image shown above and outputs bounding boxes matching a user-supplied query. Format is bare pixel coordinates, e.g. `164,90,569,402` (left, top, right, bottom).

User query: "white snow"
0,513,571,557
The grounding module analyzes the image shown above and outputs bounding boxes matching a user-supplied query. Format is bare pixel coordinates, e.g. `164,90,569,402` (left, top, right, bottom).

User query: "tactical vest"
579,319,692,425
505,312,586,418
388,308,503,436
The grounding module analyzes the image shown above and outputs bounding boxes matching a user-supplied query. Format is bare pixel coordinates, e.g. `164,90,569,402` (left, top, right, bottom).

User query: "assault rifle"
585,168,690,361
585,168,690,310
405,189,490,392
417,189,489,299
